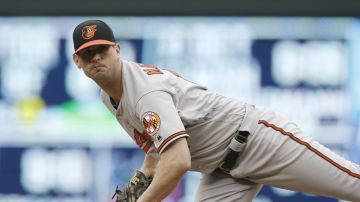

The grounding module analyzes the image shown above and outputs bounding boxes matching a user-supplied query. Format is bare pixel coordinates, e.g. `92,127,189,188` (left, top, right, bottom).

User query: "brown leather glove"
112,170,152,202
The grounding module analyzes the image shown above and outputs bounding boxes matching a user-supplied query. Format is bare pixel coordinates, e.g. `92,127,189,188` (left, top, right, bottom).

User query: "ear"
115,43,121,54
72,53,82,69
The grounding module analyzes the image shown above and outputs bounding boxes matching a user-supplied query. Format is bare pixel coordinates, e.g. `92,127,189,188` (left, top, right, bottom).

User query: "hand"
112,170,152,202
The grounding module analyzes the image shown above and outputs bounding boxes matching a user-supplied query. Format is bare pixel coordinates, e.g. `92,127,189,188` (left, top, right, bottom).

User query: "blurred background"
1,1,360,202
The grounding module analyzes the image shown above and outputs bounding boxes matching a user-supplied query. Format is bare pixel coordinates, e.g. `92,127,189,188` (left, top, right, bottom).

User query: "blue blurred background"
0,16,360,202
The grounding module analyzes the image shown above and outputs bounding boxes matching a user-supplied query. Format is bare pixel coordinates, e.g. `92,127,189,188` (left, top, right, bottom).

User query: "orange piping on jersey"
134,129,145,147
157,131,188,153
134,129,153,149
258,120,360,179
143,140,153,153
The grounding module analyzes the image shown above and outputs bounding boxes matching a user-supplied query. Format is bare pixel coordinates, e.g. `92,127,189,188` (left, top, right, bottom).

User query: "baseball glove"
112,170,152,202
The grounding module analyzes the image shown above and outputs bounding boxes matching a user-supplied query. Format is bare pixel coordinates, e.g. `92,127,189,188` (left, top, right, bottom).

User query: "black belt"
219,131,250,174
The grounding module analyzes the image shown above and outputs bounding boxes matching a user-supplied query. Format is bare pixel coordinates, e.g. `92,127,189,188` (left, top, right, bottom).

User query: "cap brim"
74,40,116,53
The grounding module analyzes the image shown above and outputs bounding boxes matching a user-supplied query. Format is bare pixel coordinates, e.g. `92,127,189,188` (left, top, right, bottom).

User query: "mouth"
91,63,105,72
92,63,105,69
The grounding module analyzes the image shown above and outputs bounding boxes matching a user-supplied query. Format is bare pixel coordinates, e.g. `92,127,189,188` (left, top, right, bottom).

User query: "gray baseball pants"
195,106,360,202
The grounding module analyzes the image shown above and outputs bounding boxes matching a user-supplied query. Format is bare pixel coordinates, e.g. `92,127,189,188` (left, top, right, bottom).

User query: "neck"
96,59,123,102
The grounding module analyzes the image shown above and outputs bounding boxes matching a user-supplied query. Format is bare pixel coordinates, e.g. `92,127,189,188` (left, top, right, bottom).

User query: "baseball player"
72,19,360,202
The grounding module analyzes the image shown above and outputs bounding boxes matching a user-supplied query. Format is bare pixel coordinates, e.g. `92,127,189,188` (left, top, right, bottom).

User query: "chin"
92,73,108,80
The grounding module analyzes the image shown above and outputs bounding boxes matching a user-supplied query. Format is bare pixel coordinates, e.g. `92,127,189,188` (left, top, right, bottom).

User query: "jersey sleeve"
135,91,189,154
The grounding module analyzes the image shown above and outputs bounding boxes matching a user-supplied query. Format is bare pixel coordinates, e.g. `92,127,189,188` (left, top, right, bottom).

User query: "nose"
91,52,101,62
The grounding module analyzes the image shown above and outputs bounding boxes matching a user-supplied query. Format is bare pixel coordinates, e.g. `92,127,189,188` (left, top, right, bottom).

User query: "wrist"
140,168,155,178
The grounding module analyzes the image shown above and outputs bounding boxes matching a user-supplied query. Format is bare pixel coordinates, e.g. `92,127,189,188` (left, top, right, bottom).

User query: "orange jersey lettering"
139,63,163,75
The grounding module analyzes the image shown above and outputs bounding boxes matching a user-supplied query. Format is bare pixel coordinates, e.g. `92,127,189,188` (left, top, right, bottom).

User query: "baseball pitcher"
72,19,360,202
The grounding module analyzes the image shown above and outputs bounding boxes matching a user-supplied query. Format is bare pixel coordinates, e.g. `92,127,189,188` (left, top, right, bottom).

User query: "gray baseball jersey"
101,60,247,174
102,60,360,201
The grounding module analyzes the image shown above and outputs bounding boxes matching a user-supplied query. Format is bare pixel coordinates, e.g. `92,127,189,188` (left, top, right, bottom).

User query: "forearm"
139,159,187,201
140,153,159,178
137,138,191,202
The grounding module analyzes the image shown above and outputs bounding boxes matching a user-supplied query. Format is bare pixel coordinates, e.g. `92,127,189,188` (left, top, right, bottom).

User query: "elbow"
184,160,191,171
175,145,191,173
166,153,190,174
178,157,191,173
172,161,190,176
162,137,191,173
167,153,191,174
160,157,190,176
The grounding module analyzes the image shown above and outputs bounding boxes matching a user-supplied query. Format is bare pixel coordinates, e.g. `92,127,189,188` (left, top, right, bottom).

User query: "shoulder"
122,60,170,89
122,60,164,76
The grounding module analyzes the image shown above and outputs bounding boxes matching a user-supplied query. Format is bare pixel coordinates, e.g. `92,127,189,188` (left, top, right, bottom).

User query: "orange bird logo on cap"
81,25,97,39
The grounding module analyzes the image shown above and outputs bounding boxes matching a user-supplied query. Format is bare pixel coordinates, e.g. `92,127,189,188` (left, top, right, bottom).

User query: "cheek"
102,54,116,67
81,65,92,76
82,68,91,77
111,53,120,64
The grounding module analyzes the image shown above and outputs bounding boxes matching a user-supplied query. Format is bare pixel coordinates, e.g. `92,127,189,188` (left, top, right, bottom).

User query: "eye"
78,45,110,61
97,45,108,53
79,48,96,60
83,49,93,58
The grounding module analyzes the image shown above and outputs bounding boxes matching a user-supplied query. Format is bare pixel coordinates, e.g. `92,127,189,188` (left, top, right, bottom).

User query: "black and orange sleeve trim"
258,120,360,179
157,131,188,153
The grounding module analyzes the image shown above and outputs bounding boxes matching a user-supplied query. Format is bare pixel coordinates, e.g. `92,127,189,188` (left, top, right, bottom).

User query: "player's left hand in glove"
112,170,153,202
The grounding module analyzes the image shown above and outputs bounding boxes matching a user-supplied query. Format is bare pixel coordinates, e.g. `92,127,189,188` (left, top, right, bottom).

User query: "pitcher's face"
73,44,120,81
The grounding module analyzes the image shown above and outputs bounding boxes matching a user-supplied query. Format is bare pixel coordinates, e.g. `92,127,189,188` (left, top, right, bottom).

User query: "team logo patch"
81,25,97,39
141,111,161,136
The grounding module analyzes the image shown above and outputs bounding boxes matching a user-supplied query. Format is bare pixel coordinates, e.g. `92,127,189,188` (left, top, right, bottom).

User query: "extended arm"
140,152,159,178
137,137,191,202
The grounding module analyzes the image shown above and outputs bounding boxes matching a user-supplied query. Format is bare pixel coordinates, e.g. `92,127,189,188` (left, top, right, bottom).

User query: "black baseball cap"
73,20,116,54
